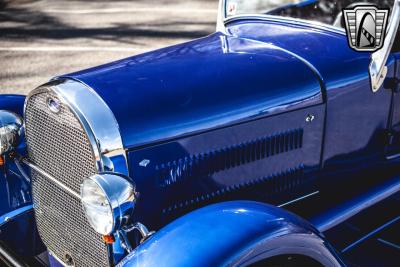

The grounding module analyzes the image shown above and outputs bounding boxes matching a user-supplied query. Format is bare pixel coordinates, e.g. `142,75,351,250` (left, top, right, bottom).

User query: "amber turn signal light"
102,235,115,244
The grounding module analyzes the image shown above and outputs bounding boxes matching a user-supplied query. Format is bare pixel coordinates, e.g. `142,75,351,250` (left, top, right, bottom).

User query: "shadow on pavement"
0,5,214,43
0,0,217,93
0,24,212,42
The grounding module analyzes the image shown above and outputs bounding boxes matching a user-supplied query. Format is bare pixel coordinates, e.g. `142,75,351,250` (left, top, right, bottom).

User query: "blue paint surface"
62,33,323,149
0,14,399,267
118,201,343,267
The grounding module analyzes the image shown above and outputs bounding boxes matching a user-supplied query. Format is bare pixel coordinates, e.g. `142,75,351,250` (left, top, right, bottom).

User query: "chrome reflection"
81,173,136,235
0,110,23,155
25,79,129,175
21,157,81,199
217,0,346,35
370,0,400,92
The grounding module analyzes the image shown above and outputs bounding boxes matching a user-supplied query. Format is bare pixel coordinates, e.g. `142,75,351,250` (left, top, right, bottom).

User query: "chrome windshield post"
370,0,400,92
216,0,226,32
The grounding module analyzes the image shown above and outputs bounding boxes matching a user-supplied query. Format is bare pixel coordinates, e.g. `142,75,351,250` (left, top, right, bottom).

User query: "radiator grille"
25,90,109,266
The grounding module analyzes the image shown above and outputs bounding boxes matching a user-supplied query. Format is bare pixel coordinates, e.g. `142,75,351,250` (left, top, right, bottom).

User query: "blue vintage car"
0,0,399,266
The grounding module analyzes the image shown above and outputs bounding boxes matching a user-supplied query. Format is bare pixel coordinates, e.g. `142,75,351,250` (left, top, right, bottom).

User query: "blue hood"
60,32,323,150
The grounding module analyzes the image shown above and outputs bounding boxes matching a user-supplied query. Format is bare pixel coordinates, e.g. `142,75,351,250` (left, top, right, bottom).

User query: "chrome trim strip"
53,79,128,173
277,191,319,208
0,205,33,227
217,0,346,35
224,14,346,35
22,158,81,200
0,243,26,267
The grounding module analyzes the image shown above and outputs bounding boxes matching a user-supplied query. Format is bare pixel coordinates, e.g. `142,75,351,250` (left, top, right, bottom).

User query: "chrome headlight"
0,110,23,155
81,173,136,235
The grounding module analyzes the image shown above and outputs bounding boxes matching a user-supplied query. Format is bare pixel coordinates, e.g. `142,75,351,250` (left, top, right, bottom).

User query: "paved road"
0,0,218,94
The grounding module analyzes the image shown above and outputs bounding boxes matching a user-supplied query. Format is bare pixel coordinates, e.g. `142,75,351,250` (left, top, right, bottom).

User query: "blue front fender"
118,201,344,267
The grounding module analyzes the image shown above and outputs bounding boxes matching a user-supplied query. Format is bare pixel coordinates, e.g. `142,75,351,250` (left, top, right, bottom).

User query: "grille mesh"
25,90,110,266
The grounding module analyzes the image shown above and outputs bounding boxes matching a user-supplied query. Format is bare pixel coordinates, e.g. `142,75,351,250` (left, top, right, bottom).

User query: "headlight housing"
81,173,136,235
0,110,23,155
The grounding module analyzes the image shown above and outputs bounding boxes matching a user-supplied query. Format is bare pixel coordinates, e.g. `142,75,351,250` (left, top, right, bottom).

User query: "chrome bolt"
306,114,315,123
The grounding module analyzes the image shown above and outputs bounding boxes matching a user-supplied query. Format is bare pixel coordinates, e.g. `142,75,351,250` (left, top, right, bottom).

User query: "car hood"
60,32,323,150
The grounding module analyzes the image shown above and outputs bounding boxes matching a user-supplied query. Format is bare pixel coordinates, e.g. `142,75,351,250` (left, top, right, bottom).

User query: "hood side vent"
162,164,308,220
156,128,303,187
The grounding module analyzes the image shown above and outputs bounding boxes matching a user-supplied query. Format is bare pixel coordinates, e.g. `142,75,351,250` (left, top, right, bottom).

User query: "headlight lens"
81,173,136,236
81,179,113,235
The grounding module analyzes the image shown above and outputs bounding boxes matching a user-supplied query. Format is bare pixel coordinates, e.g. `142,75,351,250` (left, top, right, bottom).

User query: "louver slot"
162,164,306,219
156,128,304,187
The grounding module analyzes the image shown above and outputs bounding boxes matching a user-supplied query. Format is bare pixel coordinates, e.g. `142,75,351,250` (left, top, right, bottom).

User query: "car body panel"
60,33,323,150
58,18,398,230
225,19,395,167
129,104,325,228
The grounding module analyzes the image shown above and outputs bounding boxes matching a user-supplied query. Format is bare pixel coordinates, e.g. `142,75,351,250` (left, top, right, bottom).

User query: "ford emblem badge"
47,97,61,113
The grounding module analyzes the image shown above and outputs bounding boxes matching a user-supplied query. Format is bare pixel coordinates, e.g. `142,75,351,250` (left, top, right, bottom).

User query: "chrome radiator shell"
24,80,128,266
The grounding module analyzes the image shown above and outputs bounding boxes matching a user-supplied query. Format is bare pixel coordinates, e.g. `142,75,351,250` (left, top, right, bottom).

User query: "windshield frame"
217,0,347,34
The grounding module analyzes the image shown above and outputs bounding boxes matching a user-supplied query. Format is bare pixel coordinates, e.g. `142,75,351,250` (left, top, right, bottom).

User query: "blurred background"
0,0,218,94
